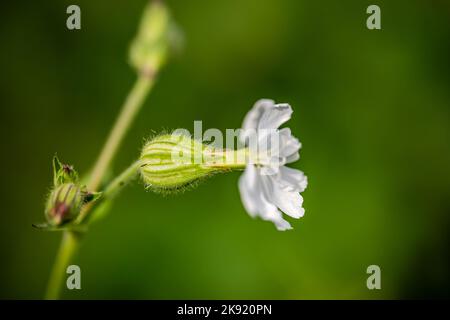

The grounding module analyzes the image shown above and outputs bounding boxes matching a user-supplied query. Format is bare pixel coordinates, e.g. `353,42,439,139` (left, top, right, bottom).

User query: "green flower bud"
129,1,182,76
35,156,101,230
139,134,247,192
45,183,88,226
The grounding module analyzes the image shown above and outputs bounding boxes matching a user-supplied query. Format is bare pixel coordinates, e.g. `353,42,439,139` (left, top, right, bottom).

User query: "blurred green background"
1,0,449,299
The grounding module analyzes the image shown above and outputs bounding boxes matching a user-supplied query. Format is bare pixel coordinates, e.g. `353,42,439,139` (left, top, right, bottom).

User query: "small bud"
53,156,78,186
37,156,101,229
129,1,181,76
139,134,247,192
45,183,87,226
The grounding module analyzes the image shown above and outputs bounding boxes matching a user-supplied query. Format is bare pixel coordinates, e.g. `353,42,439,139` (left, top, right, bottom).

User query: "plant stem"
45,231,82,300
44,0,170,299
45,75,154,299
44,161,140,299
206,148,248,170
88,75,154,193
76,161,141,224
102,160,141,199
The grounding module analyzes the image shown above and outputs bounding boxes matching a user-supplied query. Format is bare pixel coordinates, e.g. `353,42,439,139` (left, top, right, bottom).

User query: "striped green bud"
37,156,101,229
139,134,247,191
45,183,87,226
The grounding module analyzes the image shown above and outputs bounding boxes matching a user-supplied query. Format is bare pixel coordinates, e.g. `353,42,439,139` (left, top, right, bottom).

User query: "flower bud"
45,183,87,226
36,156,101,229
129,1,181,76
140,134,247,191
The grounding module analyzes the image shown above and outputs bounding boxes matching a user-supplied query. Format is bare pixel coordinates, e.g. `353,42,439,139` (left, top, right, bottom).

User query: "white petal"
238,100,307,231
275,188,304,218
255,128,299,169
263,175,304,219
239,165,281,221
241,99,274,131
258,175,295,230
277,166,308,192
273,218,293,231
264,210,293,231
257,175,280,216
285,152,300,164
240,100,274,145
258,103,292,130
239,165,300,231
279,128,301,158
238,165,260,217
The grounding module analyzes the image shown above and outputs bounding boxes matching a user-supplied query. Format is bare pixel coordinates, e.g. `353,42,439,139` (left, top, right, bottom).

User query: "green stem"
45,231,82,300
88,75,154,193
81,161,141,225
76,161,141,224
102,161,141,199
45,75,154,299
44,161,140,299
44,0,169,300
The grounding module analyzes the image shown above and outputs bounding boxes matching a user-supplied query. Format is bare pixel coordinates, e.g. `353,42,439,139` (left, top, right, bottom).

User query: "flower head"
238,99,308,231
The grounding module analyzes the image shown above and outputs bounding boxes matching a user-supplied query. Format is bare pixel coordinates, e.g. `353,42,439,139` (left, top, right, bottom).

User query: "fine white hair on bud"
139,133,247,192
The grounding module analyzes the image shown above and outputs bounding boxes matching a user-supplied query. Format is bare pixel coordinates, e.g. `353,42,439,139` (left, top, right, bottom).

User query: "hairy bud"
37,156,100,229
139,134,247,192
45,183,88,226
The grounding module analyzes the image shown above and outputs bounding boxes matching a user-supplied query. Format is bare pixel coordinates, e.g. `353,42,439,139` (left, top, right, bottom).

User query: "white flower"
238,99,308,231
